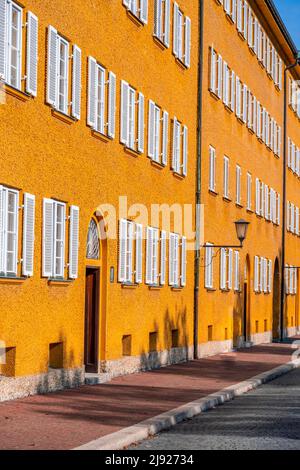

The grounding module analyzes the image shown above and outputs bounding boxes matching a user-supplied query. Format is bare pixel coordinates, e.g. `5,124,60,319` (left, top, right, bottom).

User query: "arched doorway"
272,258,280,341
84,216,107,373
243,255,251,342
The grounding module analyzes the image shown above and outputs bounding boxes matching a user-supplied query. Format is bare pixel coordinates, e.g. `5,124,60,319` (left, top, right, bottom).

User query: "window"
254,256,272,294
146,227,167,286
220,248,233,291
222,61,230,107
86,219,100,260
169,233,186,287
123,0,148,24
120,80,144,153
285,265,297,295
148,101,168,165
43,199,79,279
118,219,142,284
223,156,230,199
246,172,252,210
209,146,216,192
0,187,36,278
154,0,170,48
46,26,81,119
172,118,188,176
87,57,116,139
205,243,214,289
173,3,191,68
0,2,38,95
236,165,241,205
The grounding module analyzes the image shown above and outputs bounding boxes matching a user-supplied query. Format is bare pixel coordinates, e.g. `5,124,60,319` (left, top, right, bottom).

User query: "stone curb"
74,358,300,451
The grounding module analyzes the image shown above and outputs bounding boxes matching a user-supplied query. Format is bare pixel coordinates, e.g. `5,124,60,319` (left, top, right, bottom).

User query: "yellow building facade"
0,0,300,401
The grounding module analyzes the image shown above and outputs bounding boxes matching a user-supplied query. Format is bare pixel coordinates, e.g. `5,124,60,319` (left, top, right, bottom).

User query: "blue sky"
274,0,300,48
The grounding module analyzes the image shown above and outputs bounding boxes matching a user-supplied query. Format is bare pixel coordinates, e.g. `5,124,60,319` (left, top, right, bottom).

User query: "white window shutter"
26,12,38,96
137,92,145,153
120,80,129,145
0,0,7,79
172,117,181,173
148,100,155,158
181,236,187,287
228,249,233,290
277,193,281,225
268,259,272,293
22,193,35,277
71,45,81,120
108,71,116,139
154,0,162,39
255,178,260,215
184,16,191,68
43,198,54,277
140,0,148,24
169,233,175,285
162,110,169,166
210,46,216,93
254,255,259,292
0,186,4,273
87,57,97,128
118,219,127,283
230,70,235,112
160,230,166,285
46,26,58,107
182,125,188,176
234,250,240,291
69,205,80,279
220,248,226,290
135,223,143,284
146,227,153,284
173,2,179,57
164,0,171,47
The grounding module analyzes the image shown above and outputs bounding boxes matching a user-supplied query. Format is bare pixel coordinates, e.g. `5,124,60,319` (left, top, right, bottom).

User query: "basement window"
49,342,64,369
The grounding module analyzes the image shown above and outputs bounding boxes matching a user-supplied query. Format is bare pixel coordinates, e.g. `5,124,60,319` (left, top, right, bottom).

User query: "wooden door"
84,268,99,373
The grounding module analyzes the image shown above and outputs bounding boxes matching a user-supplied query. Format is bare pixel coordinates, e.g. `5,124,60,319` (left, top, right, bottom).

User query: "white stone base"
100,346,194,380
197,340,233,358
250,331,272,345
0,367,84,403
285,327,299,338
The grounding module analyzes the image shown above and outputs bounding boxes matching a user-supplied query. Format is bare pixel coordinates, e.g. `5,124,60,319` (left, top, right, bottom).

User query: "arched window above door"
86,219,100,260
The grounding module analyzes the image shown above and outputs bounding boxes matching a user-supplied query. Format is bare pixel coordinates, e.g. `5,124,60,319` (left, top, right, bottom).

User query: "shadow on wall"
233,291,243,348
138,303,190,371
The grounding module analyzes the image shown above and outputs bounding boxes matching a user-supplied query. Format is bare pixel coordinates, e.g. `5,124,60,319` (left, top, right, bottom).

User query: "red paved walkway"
0,342,298,450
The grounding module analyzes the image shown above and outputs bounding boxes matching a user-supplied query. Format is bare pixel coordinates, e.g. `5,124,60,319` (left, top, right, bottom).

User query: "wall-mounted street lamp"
202,219,250,249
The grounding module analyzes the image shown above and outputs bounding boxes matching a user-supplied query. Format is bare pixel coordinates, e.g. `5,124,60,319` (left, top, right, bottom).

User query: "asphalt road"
131,367,300,450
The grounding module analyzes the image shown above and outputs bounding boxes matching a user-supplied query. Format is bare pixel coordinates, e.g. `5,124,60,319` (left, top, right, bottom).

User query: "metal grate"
86,219,100,260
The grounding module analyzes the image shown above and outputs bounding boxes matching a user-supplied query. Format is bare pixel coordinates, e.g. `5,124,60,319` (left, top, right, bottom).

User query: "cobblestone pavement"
132,367,300,450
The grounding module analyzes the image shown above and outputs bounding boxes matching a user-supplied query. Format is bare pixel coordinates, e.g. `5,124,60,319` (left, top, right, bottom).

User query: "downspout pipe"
194,0,204,359
280,57,300,342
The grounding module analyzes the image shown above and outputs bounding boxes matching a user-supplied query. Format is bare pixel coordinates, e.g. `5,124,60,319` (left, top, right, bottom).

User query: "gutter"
194,0,204,359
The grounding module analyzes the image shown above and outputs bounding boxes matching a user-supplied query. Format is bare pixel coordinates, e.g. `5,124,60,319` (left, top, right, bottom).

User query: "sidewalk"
0,340,299,450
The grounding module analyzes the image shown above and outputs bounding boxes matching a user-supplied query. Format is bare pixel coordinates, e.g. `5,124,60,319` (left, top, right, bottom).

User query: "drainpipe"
194,0,204,359
280,55,300,341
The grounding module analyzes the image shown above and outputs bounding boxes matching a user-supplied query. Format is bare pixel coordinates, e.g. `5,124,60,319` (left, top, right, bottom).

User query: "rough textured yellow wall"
199,0,299,345
0,0,199,376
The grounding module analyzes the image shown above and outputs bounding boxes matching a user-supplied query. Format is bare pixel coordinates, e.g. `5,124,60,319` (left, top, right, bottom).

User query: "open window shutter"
108,71,116,139
71,45,81,120
22,193,35,277
220,248,226,290
123,0,130,6
135,223,143,284
254,256,259,292
69,205,80,279
277,194,281,225
255,178,260,215
294,268,298,295
182,125,188,176
169,233,175,285
173,2,179,57
118,219,127,283
234,250,240,291
26,12,38,96
42,198,54,277
228,249,233,290
184,16,191,68
164,0,171,47
120,80,129,145
210,46,216,93
152,229,159,284
137,92,145,153
148,99,155,158
140,0,148,24
161,110,169,166
230,70,235,112
146,227,153,284
242,85,247,123
172,118,180,173
46,26,58,107
0,186,4,273
0,0,7,79
87,57,97,128
217,55,223,99
268,259,272,293
181,236,186,287
154,0,162,39
160,230,166,285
